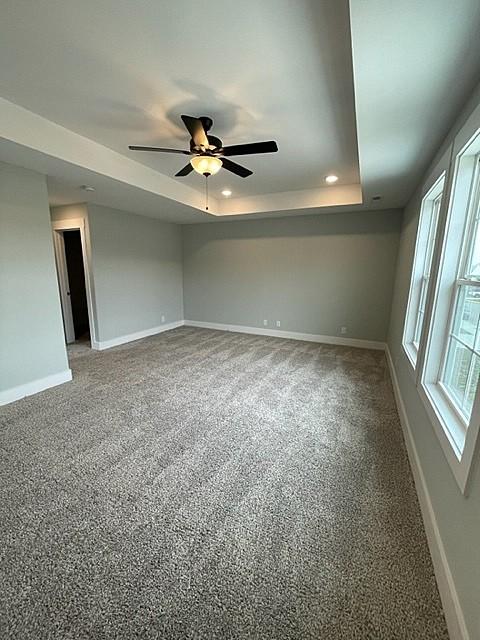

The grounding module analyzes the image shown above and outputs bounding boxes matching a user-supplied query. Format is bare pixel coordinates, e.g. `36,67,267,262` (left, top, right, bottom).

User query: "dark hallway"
63,230,89,340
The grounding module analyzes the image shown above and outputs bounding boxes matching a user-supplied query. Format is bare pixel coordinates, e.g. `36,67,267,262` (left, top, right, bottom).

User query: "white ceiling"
0,0,479,222
350,0,480,208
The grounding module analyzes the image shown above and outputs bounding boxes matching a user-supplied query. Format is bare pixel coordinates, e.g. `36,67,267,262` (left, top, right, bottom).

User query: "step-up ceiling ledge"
0,98,362,219
211,184,363,216
0,98,208,213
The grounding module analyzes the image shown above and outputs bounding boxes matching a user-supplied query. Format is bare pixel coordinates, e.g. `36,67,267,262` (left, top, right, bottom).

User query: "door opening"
63,230,89,343
52,219,95,347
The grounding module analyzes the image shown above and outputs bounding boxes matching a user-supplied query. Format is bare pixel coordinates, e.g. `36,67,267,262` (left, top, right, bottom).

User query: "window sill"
423,382,465,457
419,380,471,492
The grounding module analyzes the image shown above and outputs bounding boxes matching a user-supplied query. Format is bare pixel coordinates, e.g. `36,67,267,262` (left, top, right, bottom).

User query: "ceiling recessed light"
81,185,95,192
325,175,338,184
222,189,232,197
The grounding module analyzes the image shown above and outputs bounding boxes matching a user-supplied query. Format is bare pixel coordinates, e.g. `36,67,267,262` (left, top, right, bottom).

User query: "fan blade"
129,145,190,154
175,163,194,177
181,115,209,148
221,158,253,178
220,141,278,157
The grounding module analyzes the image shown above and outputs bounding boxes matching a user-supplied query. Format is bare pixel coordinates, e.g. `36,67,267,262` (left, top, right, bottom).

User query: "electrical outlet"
161,315,165,323
276,320,281,328
263,319,268,326
340,326,347,334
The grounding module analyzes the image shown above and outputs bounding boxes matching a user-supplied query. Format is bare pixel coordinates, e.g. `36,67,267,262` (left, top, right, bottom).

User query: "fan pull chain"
205,175,209,211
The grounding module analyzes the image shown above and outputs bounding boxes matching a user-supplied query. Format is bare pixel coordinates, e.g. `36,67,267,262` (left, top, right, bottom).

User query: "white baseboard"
184,320,385,350
0,369,72,406
91,320,185,351
385,345,469,640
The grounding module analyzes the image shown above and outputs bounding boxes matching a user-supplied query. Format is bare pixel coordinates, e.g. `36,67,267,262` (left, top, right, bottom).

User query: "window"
440,165,480,422
419,118,480,492
403,175,444,367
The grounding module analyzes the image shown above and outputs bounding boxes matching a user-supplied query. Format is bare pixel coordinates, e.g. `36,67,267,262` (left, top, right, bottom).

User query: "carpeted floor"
0,327,448,639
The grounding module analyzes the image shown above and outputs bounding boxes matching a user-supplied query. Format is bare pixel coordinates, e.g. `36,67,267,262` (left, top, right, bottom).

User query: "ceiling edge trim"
212,184,362,215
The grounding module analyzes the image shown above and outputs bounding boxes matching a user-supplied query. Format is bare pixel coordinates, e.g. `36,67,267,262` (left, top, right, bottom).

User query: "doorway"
63,230,89,342
52,219,96,346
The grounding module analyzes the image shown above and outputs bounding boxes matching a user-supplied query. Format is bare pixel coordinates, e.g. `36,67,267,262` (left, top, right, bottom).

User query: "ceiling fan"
129,115,278,179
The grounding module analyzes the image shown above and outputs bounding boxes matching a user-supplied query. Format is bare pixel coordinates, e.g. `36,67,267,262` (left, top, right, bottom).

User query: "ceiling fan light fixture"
190,155,222,176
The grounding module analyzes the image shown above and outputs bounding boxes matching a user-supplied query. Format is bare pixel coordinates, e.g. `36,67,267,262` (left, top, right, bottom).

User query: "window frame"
416,101,480,493
438,165,480,422
403,168,446,371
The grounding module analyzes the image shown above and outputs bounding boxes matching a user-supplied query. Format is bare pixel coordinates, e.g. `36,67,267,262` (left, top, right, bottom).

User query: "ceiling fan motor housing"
190,137,223,153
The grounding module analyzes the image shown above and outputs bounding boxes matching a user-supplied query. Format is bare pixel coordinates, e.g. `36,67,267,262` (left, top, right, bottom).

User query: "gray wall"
50,203,88,223
0,162,69,397
387,84,480,638
183,210,402,342
87,204,183,342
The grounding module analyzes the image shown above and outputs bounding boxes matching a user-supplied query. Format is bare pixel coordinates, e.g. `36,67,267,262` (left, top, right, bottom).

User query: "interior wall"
51,203,184,345
182,210,402,342
387,83,480,639
50,203,88,223
87,204,183,343
0,162,69,402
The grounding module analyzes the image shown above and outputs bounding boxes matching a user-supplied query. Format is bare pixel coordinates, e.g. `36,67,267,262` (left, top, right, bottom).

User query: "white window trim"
416,102,480,494
412,193,443,348
402,161,448,372
418,380,480,493
437,163,480,421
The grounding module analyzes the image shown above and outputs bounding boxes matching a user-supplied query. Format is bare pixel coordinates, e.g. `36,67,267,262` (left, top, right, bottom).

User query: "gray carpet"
0,327,448,639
